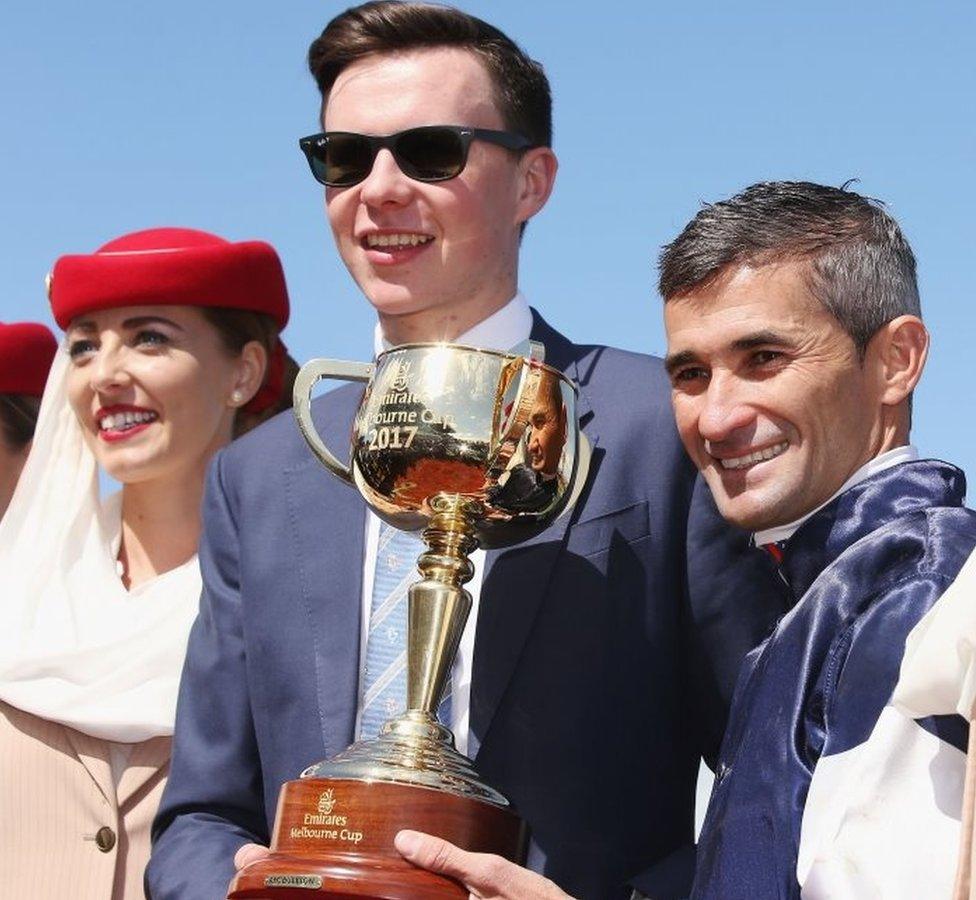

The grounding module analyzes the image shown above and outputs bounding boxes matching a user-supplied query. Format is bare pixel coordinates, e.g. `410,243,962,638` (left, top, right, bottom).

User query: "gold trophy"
229,341,585,899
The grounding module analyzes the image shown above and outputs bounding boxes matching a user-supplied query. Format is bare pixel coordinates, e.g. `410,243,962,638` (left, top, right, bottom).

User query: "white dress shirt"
358,293,534,754
754,444,919,547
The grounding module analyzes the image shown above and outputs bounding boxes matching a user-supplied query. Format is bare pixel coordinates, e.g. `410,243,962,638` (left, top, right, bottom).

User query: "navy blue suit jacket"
148,313,786,900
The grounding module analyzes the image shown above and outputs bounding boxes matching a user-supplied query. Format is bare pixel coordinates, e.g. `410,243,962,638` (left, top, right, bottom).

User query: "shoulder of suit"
567,340,667,380
214,381,362,475
532,313,664,373
560,336,664,366
567,341,672,415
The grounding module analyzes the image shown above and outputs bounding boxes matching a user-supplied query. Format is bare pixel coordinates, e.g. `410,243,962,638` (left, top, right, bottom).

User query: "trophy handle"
293,358,374,485
492,340,548,452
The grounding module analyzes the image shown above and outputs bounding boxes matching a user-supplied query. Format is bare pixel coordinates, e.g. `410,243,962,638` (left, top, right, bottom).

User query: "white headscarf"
893,549,976,721
0,348,201,742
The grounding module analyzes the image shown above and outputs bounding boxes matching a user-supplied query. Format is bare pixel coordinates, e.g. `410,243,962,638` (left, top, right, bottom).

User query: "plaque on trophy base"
229,343,584,898
230,775,523,899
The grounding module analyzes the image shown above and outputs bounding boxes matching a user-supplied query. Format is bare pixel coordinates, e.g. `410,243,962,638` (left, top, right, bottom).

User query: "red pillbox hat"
0,322,58,396
48,227,289,330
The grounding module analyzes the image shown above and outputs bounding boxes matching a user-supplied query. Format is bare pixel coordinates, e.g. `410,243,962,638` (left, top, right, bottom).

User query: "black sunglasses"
298,125,534,188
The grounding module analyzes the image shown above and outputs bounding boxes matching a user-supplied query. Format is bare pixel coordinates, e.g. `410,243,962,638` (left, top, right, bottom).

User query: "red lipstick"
96,404,159,443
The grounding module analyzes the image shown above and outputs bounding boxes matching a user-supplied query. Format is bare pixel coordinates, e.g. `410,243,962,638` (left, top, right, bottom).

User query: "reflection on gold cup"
297,342,581,543
229,342,586,899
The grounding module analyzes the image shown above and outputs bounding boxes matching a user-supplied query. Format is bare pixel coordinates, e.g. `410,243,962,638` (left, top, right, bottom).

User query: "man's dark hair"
307,1,552,148
658,181,921,355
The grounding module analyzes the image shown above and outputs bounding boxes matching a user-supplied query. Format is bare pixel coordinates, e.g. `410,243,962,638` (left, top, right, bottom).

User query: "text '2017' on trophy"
228,341,585,899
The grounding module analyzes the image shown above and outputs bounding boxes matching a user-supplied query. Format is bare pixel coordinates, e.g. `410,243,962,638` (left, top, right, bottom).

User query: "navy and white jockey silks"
692,459,976,899
798,703,967,896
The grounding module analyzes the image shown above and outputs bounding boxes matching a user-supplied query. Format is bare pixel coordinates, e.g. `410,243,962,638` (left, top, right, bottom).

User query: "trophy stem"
407,493,482,716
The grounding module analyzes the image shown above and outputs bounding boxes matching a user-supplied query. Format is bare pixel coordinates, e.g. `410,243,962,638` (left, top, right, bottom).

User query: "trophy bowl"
299,341,581,545
228,342,584,899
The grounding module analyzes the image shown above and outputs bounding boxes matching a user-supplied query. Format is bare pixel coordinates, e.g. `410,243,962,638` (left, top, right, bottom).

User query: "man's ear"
514,147,558,225
872,315,929,406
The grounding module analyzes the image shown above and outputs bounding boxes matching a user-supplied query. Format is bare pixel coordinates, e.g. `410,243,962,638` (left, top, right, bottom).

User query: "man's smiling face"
322,46,539,343
664,260,887,531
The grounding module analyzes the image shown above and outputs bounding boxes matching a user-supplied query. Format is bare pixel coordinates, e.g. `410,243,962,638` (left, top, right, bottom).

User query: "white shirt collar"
373,292,533,357
754,444,919,547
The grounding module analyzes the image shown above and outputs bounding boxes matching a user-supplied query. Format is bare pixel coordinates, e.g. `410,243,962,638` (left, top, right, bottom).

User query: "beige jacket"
0,700,170,899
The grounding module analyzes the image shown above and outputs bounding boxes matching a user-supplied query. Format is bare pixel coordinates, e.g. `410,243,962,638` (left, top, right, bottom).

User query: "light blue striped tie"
359,522,453,740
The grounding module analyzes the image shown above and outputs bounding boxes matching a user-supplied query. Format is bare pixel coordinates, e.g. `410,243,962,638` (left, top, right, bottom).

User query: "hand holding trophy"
229,341,585,899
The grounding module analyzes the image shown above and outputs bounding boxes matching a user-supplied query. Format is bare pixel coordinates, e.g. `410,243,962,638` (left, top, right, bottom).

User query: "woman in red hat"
0,321,57,518
0,228,295,899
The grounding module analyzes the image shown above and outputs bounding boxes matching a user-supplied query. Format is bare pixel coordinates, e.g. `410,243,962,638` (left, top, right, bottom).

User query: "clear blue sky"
2,1,973,477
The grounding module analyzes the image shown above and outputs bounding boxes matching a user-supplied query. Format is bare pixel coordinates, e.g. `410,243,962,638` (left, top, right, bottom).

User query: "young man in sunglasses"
148,4,784,898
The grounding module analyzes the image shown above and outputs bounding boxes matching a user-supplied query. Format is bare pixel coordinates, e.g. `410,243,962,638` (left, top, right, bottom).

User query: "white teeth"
719,441,789,470
99,410,157,431
366,233,433,249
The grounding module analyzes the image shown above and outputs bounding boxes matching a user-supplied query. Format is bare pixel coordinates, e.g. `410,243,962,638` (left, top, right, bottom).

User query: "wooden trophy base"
228,777,525,899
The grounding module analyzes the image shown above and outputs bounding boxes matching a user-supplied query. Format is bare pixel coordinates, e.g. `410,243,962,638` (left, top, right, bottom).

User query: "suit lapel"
470,313,598,757
117,736,170,809
63,727,116,810
284,384,367,758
